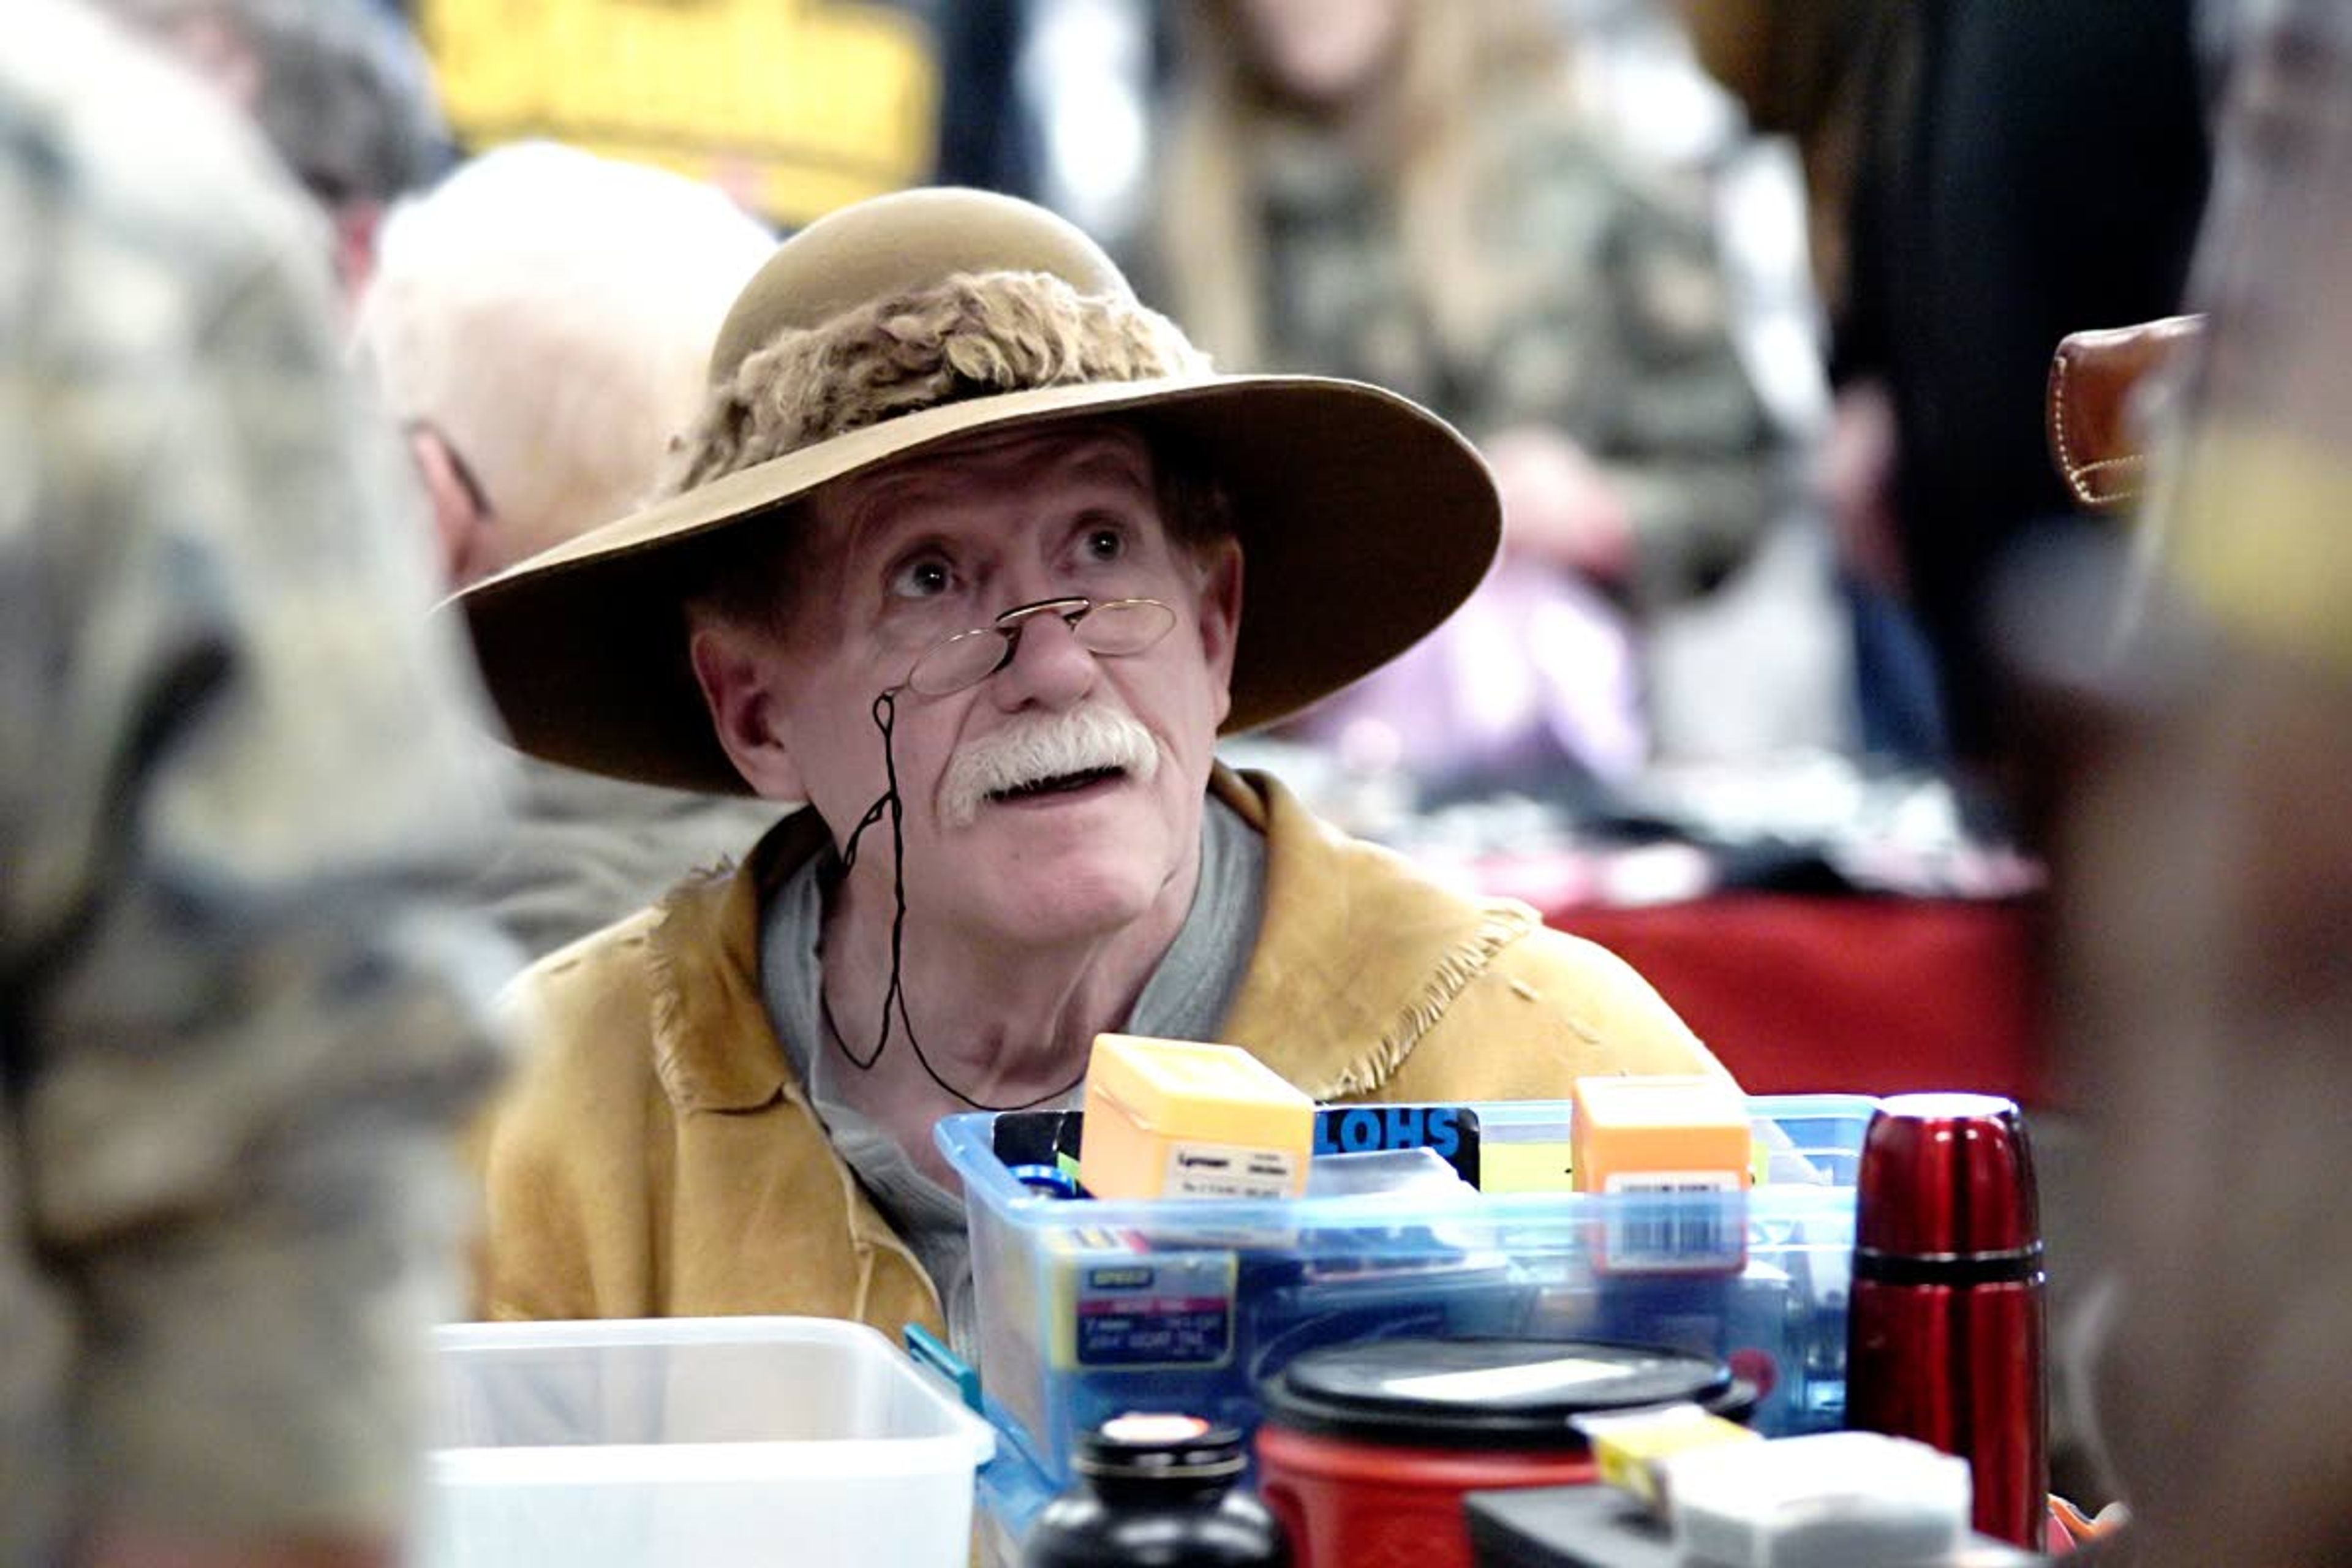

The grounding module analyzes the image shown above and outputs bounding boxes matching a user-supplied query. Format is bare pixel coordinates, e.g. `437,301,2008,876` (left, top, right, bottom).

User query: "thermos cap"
1855,1093,2040,1259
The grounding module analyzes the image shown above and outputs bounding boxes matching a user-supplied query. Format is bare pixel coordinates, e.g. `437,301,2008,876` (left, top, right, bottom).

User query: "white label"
1602,1170,1742,1197
1163,1140,1297,1199
1599,1170,1744,1272
1385,1356,1638,1404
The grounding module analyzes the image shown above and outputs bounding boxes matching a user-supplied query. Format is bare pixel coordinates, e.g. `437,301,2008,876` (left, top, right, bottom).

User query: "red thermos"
1844,1093,2048,1550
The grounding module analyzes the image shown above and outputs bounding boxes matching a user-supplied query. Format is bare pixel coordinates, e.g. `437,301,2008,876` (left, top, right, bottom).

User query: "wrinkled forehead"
808,421,1159,558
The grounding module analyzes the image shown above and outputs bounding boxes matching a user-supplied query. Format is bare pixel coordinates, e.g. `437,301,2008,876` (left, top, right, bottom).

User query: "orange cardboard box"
1569,1074,1753,1195
1571,1075,1753,1274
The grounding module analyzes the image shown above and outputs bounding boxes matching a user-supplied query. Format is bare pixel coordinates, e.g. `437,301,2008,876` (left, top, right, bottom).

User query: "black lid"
1076,1414,1248,1482
1259,1338,1752,1451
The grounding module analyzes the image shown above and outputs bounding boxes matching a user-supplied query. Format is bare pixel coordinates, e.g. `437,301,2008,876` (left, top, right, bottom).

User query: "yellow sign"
1479,1140,1578,1194
418,0,940,227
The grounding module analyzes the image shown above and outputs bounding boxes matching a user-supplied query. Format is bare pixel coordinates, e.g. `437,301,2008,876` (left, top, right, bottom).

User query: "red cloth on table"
1537,894,2047,1103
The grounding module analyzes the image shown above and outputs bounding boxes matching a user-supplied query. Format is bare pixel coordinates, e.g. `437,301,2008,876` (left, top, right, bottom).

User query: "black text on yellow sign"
418,0,940,228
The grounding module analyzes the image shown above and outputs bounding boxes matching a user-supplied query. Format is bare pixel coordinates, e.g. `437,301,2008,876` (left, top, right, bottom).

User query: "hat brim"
449,373,1500,794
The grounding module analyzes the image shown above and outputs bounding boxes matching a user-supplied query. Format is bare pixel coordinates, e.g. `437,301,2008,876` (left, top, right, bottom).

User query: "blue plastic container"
939,1095,1873,1545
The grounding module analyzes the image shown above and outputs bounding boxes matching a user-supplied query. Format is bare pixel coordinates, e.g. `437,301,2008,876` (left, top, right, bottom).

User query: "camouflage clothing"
1250,99,1780,607
1,4,507,1556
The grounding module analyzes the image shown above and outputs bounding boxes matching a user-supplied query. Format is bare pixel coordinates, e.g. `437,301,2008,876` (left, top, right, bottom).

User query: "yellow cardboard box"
1078,1035,1314,1201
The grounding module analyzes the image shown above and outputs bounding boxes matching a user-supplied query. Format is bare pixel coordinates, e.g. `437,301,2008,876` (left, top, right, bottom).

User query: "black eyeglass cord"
825,688,1088,1114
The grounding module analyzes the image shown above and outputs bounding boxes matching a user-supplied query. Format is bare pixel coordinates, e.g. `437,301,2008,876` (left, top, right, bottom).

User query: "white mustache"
938,704,1159,827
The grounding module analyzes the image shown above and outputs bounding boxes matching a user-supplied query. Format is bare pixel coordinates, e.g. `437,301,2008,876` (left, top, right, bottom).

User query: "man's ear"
688,622,809,801
1196,537,1244,726
408,425,491,590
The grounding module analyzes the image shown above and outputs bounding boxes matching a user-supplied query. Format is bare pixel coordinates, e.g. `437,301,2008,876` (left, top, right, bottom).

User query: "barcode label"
1599,1171,1744,1273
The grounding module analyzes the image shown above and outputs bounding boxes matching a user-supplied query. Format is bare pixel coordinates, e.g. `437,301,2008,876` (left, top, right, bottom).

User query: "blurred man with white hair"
353,141,786,956
356,140,777,587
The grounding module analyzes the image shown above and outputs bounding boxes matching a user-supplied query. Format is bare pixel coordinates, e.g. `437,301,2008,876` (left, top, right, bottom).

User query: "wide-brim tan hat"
451,187,1500,795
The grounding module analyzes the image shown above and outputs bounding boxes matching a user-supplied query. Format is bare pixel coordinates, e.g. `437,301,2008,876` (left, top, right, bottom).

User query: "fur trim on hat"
663,271,1210,496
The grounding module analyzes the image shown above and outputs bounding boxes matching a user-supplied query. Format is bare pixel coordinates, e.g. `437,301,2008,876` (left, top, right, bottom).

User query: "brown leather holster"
2046,314,2205,512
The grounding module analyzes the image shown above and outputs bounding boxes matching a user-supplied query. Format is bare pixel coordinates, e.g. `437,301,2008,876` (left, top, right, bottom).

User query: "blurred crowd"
6,0,2346,1564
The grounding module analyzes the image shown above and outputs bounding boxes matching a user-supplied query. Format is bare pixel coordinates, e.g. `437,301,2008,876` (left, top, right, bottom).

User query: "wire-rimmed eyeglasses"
899,596,1177,698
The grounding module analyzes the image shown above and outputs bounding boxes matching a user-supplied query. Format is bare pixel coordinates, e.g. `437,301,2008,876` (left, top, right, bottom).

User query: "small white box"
421,1316,994,1568
1667,1430,1970,1568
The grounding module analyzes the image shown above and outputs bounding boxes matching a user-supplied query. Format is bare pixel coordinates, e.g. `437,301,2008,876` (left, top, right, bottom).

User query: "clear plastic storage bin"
421,1315,994,1568
939,1096,1873,1540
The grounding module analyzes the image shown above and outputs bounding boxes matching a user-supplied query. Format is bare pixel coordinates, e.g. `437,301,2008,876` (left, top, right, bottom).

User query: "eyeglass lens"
907,598,1176,697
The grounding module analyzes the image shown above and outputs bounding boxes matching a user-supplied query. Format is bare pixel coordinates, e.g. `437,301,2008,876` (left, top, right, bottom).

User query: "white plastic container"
420,1316,994,1568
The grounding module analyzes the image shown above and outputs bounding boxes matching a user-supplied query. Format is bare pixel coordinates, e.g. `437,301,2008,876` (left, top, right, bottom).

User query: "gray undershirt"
761,795,1266,1352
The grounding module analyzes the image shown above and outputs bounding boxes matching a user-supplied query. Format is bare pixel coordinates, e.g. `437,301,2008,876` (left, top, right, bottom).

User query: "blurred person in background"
92,0,448,307
1675,0,1875,377
2040,3,2352,1561
1821,0,2211,800
1685,1,2217,1517
1678,0,1954,767
351,141,788,959
1149,0,1785,799
2,3,506,1563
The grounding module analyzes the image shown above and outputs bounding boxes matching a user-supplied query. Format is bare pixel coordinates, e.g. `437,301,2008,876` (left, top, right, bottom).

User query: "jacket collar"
1218,768,1536,1098
641,805,815,1112
644,765,1535,1112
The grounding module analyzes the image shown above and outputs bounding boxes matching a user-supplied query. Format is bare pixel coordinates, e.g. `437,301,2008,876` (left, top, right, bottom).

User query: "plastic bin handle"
903,1322,984,1414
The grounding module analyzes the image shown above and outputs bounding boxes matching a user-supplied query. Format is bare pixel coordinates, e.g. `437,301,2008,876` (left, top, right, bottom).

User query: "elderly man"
352,141,784,957
459,188,1727,1338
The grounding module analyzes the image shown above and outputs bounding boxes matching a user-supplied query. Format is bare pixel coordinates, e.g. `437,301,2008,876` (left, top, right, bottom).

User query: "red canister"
1254,1338,1753,1568
1845,1093,2047,1551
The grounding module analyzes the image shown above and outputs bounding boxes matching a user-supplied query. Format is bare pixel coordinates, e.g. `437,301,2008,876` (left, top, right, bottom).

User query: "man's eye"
891,557,952,598
1084,527,1126,562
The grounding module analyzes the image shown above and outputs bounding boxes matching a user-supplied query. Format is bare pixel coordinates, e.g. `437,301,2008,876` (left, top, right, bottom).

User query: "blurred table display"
1223,742,2046,1103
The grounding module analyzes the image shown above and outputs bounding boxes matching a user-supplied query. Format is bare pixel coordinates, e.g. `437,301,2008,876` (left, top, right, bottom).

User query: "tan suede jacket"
475,767,1727,1330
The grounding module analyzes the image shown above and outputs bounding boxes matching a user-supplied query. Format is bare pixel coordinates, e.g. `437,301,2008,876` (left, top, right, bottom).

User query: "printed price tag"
1163,1142,1298,1199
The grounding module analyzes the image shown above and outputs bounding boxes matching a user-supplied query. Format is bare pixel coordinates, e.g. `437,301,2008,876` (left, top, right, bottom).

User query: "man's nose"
989,607,1098,712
